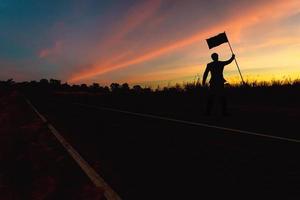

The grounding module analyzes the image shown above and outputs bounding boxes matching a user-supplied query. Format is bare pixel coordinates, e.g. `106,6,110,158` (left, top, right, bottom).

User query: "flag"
206,32,228,49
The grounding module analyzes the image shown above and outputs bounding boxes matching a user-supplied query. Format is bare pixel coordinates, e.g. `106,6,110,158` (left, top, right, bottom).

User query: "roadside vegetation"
1,78,300,113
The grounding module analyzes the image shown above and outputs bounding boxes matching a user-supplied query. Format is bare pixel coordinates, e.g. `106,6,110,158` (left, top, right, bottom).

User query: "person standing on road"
202,53,235,116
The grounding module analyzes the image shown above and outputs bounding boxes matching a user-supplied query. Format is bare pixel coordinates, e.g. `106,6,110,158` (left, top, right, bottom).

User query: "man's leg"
205,93,214,116
221,95,228,116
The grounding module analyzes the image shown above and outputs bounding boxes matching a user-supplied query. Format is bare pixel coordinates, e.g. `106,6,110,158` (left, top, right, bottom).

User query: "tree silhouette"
80,84,88,90
133,85,142,93
121,83,130,93
91,83,100,89
110,83,120,92
49,79,61,86
39,79,49,85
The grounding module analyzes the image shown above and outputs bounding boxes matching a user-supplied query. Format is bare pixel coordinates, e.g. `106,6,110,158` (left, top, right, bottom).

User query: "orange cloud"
73,0,161,80
69,30,212,82
118,64,201,84
68,0,300,83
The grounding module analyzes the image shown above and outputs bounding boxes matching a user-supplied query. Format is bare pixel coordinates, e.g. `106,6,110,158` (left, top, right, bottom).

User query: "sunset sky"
0,0,300,86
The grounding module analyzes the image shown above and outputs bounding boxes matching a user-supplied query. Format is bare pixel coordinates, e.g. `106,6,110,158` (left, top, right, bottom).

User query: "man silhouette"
202,53,235,116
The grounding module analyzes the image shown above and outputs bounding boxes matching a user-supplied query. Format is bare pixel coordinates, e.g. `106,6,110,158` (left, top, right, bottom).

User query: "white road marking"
74,102,300,144
26,99,122,200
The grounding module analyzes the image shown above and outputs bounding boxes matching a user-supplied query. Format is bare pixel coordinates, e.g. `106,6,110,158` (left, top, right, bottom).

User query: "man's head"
211,53,219,61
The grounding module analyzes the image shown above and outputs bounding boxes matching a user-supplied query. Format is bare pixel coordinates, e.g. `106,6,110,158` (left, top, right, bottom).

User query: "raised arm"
222,54,235,65
202,65,209,86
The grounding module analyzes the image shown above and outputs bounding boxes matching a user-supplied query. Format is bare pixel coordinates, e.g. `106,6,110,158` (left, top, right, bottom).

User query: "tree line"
1,78,300,95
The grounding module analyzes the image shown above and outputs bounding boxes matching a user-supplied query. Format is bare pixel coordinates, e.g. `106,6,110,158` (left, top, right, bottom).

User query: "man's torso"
207,61,226,85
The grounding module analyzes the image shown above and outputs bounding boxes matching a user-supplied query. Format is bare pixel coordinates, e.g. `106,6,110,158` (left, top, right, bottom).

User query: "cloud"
64,0,162,82
119,63,201,84
68,0,300,83
39,41,63,58
114,0,162,37
96,0,162,54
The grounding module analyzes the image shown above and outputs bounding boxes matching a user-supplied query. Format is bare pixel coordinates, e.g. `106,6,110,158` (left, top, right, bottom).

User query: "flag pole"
225,32,245,84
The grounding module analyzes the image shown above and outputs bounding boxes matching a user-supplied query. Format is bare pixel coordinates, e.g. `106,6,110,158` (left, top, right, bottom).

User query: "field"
1,80,300,199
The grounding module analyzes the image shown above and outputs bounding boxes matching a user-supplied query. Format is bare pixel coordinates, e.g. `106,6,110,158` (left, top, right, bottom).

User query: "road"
30,97,300,199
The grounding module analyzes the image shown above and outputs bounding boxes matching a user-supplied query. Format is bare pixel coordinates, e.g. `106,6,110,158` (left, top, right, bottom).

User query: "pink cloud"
39,41,63,58
98,0,162,53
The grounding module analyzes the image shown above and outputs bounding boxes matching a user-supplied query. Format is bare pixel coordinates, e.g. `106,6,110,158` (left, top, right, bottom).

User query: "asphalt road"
30,97,300,199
